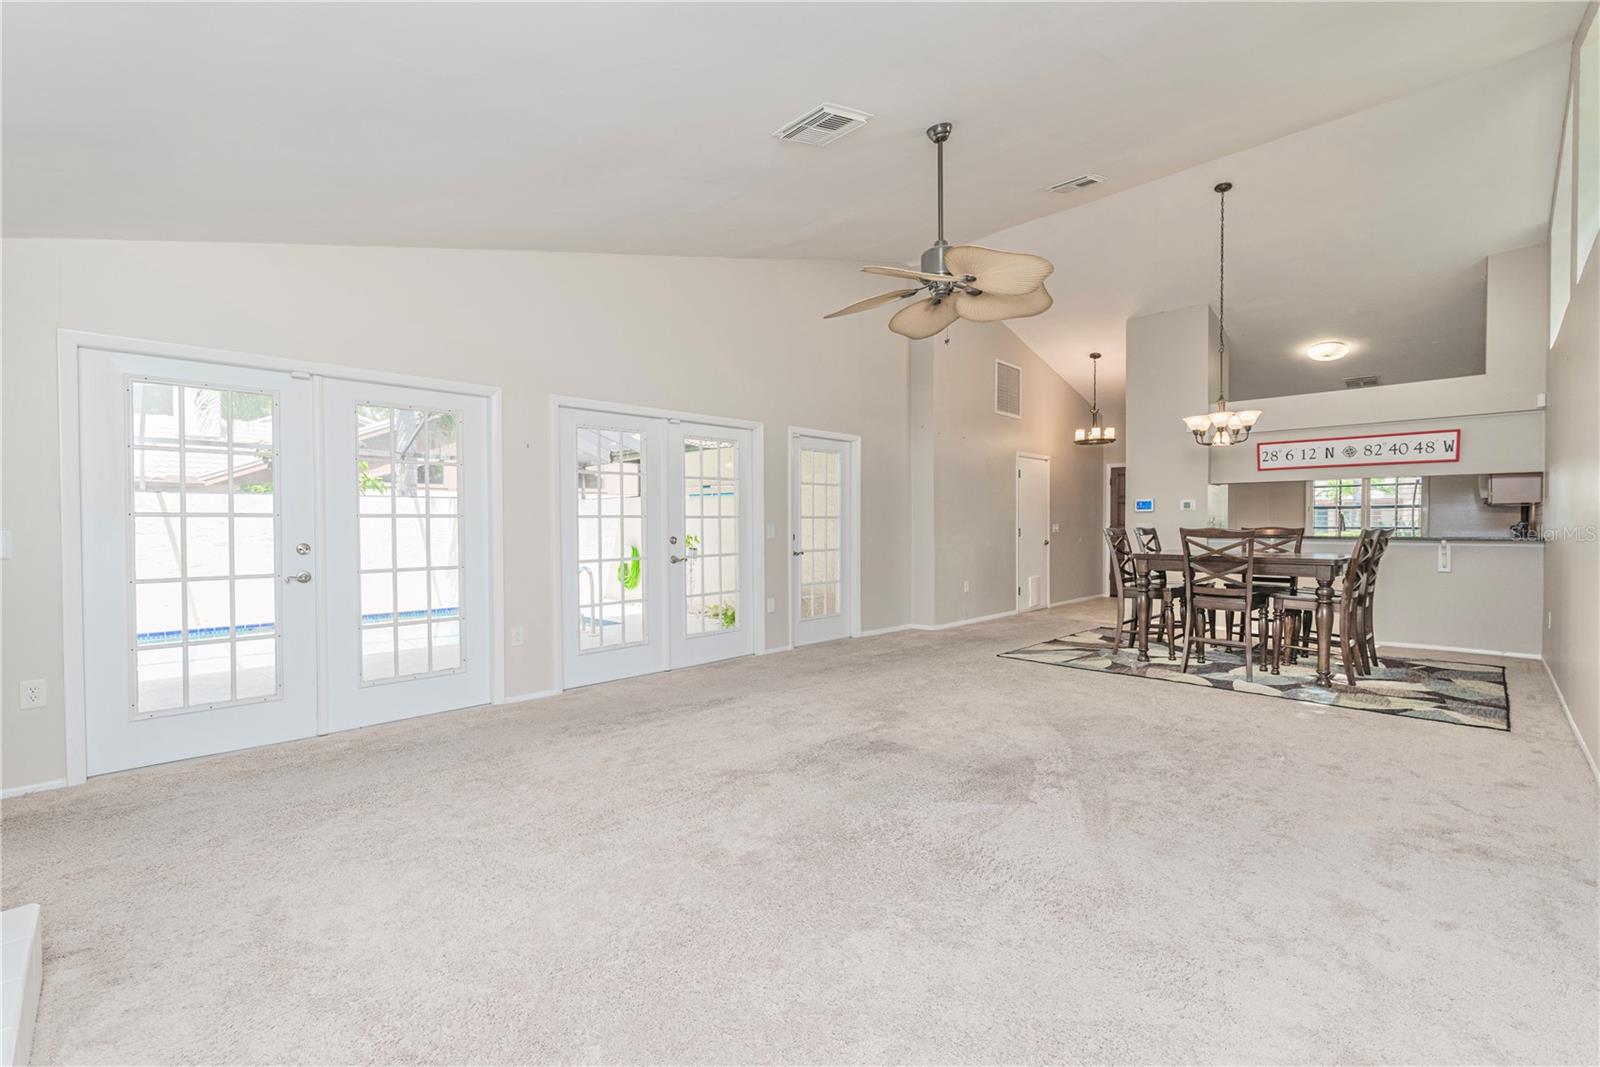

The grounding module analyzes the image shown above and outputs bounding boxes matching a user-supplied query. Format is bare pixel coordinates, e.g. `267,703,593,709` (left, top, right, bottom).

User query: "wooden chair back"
1105,527,1138,597
1178,527,1257,612
1352,527,1390,599
1341,529,1376,597
1134,526,1161,553
1246,526,1304,554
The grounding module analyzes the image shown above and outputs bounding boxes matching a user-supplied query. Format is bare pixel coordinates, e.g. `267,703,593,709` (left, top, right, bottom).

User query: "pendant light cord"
1216,183,1227,408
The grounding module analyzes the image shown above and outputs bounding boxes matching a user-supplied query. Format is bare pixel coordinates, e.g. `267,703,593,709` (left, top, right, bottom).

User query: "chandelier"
1183,181,1261,447
1074,351,1116,446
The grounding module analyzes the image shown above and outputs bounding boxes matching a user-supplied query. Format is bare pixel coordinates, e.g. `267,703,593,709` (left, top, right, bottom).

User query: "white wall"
1124,305,1221,544
1544,250,1600,766
1,238,923,790
907,323,1104,625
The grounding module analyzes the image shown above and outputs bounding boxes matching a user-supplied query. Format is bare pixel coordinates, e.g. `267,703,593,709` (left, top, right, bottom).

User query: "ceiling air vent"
772,103,872,146
1049,173,1107,193
995,360,1022,419
1343,374,1382,389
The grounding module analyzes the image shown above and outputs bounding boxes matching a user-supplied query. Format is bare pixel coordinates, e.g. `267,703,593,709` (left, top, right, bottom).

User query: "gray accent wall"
907,323,1105,626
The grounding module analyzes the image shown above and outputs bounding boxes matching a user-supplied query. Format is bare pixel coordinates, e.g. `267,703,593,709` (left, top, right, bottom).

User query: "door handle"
792,550,805,557
284,571,313,584
1044,539,1051,545
670,554,688,564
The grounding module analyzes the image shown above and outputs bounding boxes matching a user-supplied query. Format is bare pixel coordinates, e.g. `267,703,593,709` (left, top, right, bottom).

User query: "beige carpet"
3,601,1596,1064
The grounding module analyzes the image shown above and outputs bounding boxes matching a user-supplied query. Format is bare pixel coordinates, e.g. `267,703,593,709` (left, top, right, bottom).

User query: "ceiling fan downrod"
923,122,953,279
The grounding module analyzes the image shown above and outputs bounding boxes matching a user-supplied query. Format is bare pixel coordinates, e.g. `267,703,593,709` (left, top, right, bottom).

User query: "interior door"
1108,465,1126,589
1016,455,1050,611
791,435,852,646
80,352,318,775
321,379,492,730
560,408,668,688
668,423,755,668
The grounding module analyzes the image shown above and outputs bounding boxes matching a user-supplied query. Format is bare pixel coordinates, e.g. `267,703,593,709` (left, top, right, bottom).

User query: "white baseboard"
1380,641,1541,660
758,642,795,654
1542,658,1600,786
1,779,66,801
857,625,912,638
1,903,43,1067
493,688,561,706
1050,594,1108,607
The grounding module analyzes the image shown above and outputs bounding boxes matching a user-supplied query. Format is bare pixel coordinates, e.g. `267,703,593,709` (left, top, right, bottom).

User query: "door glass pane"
356,404,465,682
684,436,739,636
576,425,646,651
128,378,281,715
799,447,841,620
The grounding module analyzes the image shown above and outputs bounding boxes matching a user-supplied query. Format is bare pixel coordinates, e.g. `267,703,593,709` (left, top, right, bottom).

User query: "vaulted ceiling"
2,1,1583,267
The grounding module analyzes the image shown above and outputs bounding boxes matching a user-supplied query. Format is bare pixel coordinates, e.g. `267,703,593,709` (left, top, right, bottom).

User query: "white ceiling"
1,2,1584,266
982,42,1572,405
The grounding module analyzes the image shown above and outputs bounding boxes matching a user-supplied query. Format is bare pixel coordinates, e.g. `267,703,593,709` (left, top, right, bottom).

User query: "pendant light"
1074,351,1116,446
1183,181,1261,447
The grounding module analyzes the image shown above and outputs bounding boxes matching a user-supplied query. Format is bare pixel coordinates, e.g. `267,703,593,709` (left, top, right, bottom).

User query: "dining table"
1130,549,1354,687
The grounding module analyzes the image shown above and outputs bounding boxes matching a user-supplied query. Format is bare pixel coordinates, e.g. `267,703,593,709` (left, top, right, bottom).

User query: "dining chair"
1177,528,1271,682
1356,527,1394,669
1240,527,1304,647
1106,527,1183,655
1271,529,1373,685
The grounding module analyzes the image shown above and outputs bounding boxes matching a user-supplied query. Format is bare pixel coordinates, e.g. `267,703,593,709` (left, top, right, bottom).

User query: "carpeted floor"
2,600,1596,1064
1002,626,1512,730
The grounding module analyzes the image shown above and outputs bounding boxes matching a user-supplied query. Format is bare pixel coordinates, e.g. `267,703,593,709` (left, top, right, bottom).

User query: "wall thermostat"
1134,499,1154,513
1180,499,1197,512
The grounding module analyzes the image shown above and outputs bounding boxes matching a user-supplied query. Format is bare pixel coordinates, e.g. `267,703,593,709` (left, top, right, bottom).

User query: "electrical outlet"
766,522,776,540
19,679,45,709
766,597,776,613
1436,541,1452,573
962,579,970,593
509,624,525,647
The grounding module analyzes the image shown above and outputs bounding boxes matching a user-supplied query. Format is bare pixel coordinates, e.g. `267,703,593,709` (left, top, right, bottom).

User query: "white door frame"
547,395,766,692
1103,461,1126,597
1015,451,1050,613
786,427,862,646
56,329,505,787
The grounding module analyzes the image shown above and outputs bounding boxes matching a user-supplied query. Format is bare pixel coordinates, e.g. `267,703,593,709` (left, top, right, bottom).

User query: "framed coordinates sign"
1256,429,1461,472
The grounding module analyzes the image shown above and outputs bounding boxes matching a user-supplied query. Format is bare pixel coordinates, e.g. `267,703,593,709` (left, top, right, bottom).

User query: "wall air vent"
1049,174,1107,193
772,103,872,146
1343,374,1382,389
995,360,1022,419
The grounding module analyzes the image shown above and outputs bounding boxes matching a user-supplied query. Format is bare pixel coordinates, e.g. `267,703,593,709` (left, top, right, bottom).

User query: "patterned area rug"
1000,627,1510,731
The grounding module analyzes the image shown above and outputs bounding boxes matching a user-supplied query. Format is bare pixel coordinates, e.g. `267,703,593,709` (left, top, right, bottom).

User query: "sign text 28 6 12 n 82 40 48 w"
1255,429,1461,472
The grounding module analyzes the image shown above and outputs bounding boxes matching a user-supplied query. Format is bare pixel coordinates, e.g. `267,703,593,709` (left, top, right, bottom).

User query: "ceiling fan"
824,122,1054,340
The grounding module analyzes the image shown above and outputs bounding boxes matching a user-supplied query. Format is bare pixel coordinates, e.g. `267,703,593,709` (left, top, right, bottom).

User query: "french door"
790,434,853,646
78,350,491,776
558,406,756,688
81,354,319,774
320,379,492,730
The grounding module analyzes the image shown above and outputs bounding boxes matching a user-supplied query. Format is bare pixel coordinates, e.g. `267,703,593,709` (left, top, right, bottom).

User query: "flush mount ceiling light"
1075,352,1117,446
824,123,1054,339
1183,181,1261,447
1306,340,1351,362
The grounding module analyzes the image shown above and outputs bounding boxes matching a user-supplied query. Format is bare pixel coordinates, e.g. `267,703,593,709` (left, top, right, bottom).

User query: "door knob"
670,554,688,564
285,571,313,584
792,549,805,557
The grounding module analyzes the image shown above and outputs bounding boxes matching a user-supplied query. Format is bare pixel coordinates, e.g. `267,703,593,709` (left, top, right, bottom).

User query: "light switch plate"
1437,541,1452,573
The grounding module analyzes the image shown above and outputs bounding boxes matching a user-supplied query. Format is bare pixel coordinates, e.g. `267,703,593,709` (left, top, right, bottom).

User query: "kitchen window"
1308,476,1424,537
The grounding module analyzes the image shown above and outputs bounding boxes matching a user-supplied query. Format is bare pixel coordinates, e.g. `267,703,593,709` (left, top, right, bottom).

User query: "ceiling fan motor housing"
920,239,950,278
